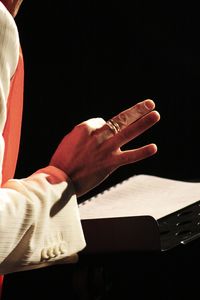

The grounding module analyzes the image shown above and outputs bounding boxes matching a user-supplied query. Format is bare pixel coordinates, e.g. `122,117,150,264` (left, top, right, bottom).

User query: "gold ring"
106,119,121,134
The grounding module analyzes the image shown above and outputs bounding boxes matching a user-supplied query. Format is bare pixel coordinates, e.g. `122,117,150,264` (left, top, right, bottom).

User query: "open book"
79,174,200,220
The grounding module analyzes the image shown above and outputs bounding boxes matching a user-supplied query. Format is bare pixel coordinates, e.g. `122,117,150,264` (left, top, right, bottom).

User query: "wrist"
34,165,69,185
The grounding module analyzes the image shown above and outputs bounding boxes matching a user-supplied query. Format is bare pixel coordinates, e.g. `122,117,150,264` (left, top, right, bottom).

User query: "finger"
106,110,160,150
110,99,155,131
117,143,158,167
95,99,156,142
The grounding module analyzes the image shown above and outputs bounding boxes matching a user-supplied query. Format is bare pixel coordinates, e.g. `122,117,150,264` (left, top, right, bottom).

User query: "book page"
79,175,200,220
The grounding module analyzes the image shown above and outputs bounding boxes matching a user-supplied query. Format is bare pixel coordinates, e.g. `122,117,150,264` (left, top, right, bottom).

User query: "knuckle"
83,118,106,129
76,118,107,138
74,123,92,138
117,113,128,127
76,122,89,132
135,102,144,114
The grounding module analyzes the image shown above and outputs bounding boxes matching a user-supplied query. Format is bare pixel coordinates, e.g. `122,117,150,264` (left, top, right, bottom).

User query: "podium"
79,174,200,254
81,200,200,254
77,175,200,299
77,201,200,300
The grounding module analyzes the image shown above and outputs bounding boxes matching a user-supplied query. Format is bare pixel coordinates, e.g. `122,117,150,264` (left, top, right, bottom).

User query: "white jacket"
0,2,86,274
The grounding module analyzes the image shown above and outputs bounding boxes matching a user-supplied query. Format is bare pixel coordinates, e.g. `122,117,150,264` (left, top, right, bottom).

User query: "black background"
14,1,200,201
3,1,200,299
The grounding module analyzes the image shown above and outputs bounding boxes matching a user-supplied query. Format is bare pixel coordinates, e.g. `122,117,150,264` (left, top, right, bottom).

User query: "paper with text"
79,175,200,220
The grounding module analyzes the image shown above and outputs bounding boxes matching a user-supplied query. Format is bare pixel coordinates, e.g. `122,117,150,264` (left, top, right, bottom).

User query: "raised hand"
50,99,160,196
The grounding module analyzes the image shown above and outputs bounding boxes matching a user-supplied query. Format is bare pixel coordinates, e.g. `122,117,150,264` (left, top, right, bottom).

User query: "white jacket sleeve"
0,3,86,274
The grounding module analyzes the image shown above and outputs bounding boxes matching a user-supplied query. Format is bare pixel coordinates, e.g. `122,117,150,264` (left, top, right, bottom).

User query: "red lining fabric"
2,49,24,184
0,49,24,298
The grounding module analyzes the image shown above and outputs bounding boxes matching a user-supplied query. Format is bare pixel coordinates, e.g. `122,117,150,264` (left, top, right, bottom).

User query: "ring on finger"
106,119,121,134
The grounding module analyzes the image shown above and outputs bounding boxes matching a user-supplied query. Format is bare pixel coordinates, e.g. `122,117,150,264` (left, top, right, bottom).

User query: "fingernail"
144,99,155,110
